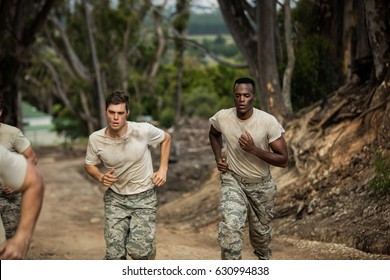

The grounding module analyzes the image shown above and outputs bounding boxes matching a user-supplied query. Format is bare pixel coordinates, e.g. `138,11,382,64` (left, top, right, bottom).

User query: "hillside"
158,81,390,256
27,82,389,260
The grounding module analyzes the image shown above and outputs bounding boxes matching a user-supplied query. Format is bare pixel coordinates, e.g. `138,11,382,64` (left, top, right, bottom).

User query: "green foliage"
159,107,175,128
291,35,340,111
183,85,217,118
20,0,349,138
187,11,228,35
368,150,390,195
202,34,240,58
52,104,86,140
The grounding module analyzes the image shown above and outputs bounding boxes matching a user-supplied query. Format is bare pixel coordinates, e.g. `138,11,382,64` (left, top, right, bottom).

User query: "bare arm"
0,161,44,259
151,132,171,187
22,146,38,165
84,164,117,187
238,131,289,168
209,125,228,171
2,146,38,195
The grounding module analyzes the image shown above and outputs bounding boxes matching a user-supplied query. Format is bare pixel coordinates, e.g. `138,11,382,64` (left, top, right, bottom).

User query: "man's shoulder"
214,108,235,118
131,121,162,132
254,108,278,121
89,126,106,139
0,122,22,134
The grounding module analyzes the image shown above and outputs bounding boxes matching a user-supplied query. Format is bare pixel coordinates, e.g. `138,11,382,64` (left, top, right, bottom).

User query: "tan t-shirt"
209,108,285,178
0,123,31,153
0,145,27,243
85,121,165,195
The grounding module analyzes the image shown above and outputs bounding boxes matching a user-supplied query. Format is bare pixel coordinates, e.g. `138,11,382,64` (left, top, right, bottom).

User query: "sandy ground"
27,154,390,260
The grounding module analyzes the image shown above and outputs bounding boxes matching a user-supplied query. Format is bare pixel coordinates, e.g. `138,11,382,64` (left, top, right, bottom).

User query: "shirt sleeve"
85,135,101,165
13,129,31,153
268,117,285,143
209,111,221,132
147,123,165,148
0,146,27,190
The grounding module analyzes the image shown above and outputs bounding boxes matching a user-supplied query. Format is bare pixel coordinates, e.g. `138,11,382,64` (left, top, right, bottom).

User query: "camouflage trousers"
218,171,277,260
103,188,157,260
0,191,21,239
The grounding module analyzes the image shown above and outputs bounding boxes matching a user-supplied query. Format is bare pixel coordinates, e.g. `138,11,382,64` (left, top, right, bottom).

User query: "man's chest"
96,137,149,167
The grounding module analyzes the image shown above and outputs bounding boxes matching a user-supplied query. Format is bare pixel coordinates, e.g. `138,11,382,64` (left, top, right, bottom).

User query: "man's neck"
106,124,127,139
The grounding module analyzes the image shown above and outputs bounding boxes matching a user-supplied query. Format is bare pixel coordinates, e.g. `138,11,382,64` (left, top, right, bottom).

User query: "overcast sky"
152,0,219,10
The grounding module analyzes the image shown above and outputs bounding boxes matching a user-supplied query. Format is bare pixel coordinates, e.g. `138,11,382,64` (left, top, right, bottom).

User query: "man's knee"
128,244,155,260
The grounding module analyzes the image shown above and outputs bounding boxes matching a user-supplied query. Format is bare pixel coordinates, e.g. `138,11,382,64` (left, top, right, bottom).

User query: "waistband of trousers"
108,187,155,198
227,170,272,184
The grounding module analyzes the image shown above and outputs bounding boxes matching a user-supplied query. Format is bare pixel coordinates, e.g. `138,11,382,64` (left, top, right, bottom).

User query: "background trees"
217,0,389,123
0,0,389,139
0,0,57,127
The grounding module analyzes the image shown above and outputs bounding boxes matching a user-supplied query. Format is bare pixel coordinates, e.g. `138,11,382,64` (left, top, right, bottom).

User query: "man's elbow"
163,132,171,147
280,155,289,168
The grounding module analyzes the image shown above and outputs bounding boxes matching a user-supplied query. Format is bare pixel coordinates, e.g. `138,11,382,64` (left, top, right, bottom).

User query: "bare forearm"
250,147,288,168
84,164,104,182
22,146,38,165
209,132,223,160
14,164,44,244
159,132,171,171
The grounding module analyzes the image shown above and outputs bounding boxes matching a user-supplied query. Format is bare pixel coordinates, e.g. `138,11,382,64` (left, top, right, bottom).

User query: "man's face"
105,103,129,131
234,83,255,119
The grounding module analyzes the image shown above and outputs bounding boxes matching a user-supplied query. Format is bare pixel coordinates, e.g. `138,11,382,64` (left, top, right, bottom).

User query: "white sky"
152,0,219,9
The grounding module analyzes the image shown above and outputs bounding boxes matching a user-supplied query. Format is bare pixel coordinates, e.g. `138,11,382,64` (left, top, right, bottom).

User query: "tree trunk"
0,0,56,127
257,0,287,120
218,0,290,121
363,0,389,81
83,0,106,128
341,0,354,83
217,0,260,92
173,0,190,126
281,0,294,116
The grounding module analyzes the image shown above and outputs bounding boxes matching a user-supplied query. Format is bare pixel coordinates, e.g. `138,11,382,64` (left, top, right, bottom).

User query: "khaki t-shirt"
0,123,31,153
209,108,285,178
85,121,165,195
0,146,27,243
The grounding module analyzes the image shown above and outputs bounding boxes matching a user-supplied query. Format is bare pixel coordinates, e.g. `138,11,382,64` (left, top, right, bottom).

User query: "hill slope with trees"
158,83,389,256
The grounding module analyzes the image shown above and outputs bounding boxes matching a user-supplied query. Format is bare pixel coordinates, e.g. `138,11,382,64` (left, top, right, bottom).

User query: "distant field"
188,34,234,44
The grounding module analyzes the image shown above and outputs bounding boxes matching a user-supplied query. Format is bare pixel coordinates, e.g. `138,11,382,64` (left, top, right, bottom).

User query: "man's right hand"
101,169,117,186
0,185,16,195
216,158,229,172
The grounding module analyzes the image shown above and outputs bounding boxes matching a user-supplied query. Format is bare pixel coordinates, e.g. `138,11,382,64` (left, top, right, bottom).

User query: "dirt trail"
27,153,389,260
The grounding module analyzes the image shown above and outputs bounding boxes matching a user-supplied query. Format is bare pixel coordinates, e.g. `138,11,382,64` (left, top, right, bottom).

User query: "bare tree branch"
82,0,106,127
168,30,248,69
49,16,91,81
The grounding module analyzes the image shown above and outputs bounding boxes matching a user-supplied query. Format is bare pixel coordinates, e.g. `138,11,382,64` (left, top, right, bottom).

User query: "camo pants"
103,188,157,260
0,191,21,239
218,171,277,260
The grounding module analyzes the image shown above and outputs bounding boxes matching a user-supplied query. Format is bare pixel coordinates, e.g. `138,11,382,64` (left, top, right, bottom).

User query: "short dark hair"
105,91,130,111
233,77,256,92
0,96,4,111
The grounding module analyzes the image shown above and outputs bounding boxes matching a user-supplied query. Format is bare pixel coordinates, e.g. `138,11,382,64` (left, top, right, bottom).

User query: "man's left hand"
238,130,256,153
151,170,167,187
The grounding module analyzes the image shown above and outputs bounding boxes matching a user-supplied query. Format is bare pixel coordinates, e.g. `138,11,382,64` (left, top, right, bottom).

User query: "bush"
368,150,390,195
159,107,175,128
183,85,218,118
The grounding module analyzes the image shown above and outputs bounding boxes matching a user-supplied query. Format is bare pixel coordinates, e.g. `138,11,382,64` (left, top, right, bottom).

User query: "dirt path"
27,153,389,260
